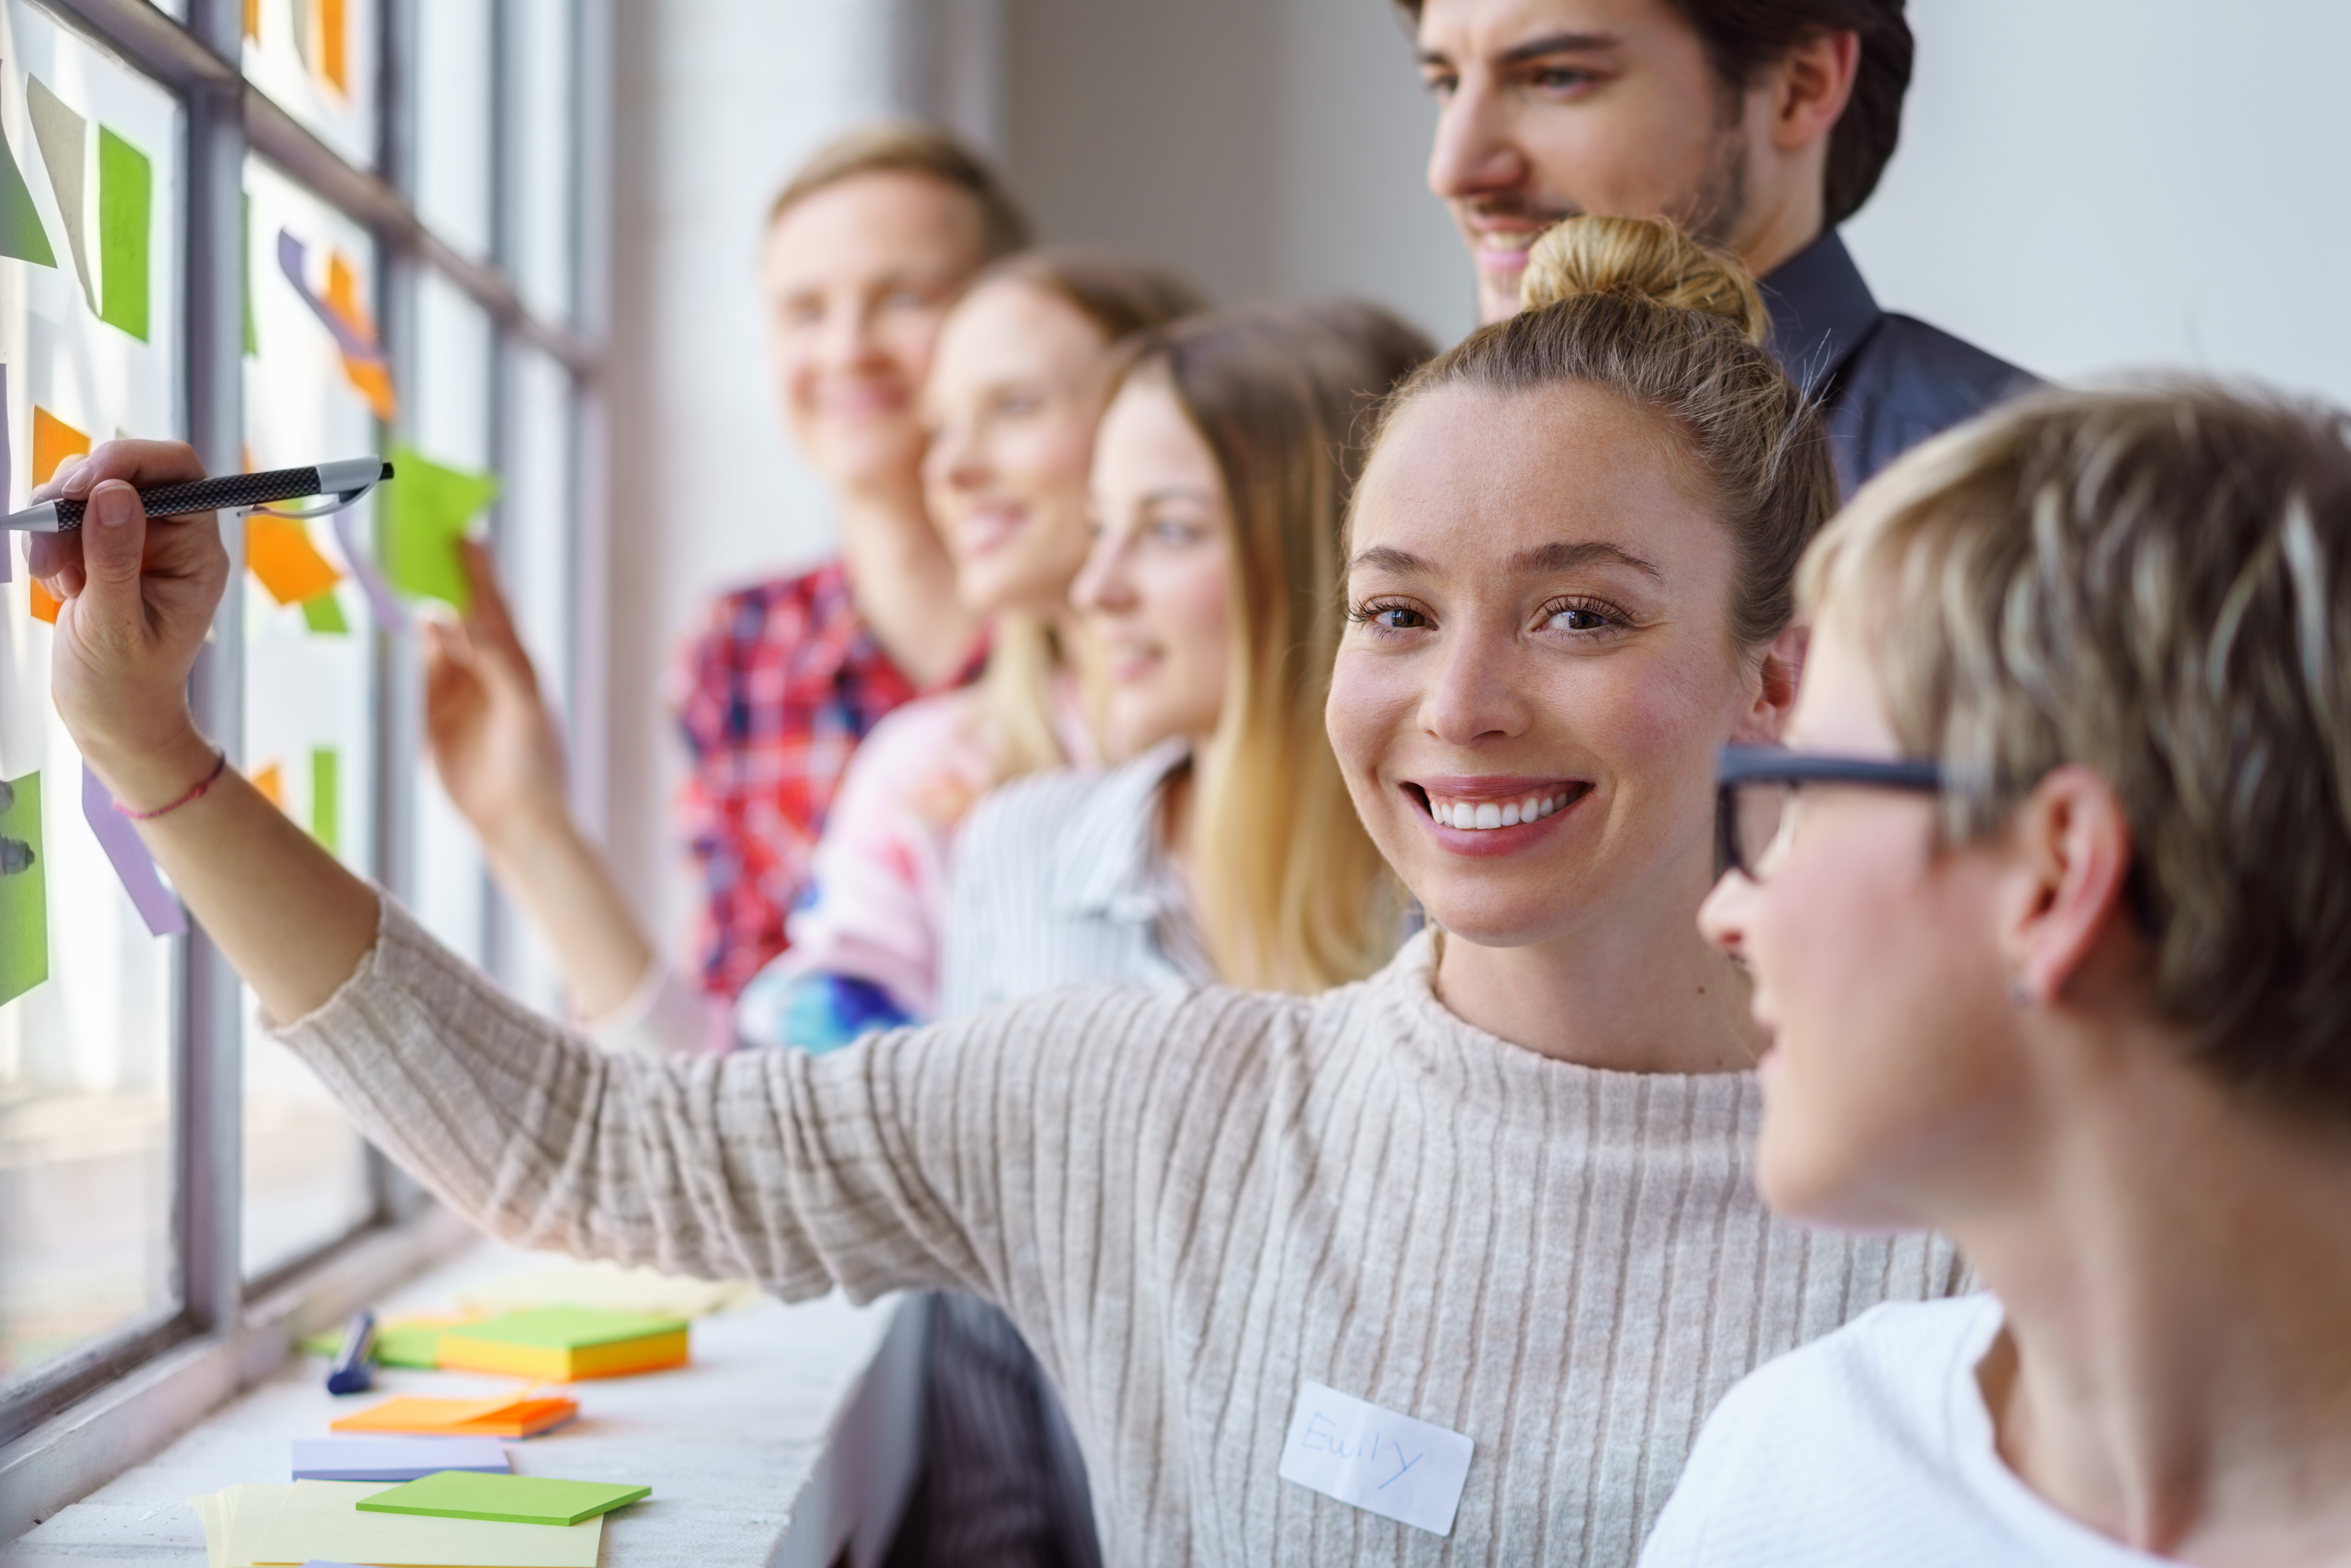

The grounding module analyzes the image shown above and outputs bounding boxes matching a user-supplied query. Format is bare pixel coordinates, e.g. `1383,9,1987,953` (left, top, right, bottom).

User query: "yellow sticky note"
250,762,283,810
250,1480,603,1568
33,406,89,484
244,515,343,606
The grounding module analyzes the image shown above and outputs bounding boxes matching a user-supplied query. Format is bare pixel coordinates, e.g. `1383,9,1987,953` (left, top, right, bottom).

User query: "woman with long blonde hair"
944,302,1429,1012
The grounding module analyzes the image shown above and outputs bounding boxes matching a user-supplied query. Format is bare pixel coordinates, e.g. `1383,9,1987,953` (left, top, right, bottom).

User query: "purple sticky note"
81,762,187,936
333,506,406,633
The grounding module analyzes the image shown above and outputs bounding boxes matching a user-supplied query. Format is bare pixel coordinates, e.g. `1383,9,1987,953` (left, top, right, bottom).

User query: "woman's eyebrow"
1346,545,1426,575
1509,540,1663,580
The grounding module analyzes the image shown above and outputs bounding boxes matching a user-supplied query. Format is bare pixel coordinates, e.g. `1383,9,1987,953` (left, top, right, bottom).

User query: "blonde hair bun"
1520,216,1771,346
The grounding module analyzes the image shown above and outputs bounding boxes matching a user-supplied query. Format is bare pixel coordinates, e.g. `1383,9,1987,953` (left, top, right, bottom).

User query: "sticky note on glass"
245,514,344,606
81,762,186,937
292,1435,510,1483
436,1307,689,1381
383,446,496,608
0,772,48,1006
96,127,149,341
301,591,350,634
26,77,92,311
357,1471,650,1527
310,748,339,857
0,93,54,268
253,1480,602,1568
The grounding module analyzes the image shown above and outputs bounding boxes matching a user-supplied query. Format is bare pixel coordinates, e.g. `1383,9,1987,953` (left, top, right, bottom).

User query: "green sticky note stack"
96,127,149,342
0,772,48,1006
385,444,498,609
356,1471,651,1527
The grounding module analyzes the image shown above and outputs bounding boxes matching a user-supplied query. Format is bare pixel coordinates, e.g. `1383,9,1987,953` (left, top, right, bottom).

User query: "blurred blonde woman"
719,250,1202,1051
55,218,1972,1563
944,302,1434,1013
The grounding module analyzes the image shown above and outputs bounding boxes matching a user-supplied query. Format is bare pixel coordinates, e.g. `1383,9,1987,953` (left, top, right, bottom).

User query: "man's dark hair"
1400,0,1914,228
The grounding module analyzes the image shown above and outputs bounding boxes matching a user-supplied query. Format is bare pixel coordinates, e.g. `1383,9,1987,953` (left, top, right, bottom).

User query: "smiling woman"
39,216,1966,1565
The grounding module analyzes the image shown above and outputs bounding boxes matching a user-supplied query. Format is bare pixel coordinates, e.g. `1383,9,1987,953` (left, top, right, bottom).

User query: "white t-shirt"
1641,1294,2172,1567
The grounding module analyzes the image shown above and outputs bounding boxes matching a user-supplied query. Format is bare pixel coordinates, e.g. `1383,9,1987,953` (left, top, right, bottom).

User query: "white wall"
1000,0,1473,343
1845,0,2351,407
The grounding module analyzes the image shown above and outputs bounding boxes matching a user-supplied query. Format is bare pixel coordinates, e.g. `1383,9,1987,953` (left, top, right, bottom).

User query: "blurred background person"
731,250,1204,1054
422,122,1027,1045
1407,0,2030,491
943,301,1435,1013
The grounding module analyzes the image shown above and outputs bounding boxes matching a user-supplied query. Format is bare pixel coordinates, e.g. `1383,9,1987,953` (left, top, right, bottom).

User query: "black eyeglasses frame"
1714,745,1944,880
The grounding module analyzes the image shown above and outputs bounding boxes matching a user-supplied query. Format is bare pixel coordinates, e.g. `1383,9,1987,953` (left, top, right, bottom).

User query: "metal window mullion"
178,0,250,1336
480,0,515,988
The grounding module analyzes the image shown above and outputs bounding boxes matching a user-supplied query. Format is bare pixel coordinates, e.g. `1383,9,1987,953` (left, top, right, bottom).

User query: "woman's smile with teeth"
1429,791,1576,830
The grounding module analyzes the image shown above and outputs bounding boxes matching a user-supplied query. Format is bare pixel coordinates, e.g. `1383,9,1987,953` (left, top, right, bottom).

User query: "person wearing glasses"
32,216,1972,1563
1648,384,2351,1564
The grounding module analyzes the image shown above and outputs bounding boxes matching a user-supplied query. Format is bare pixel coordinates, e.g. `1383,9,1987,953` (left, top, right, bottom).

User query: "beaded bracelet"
115,749,230,821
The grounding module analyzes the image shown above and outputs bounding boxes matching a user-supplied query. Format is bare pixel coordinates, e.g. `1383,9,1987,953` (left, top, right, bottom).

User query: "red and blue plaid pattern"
671,562,925,999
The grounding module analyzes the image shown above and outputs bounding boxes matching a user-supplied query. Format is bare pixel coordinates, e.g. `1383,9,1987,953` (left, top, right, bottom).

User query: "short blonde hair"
1803,381,2351,1116
767,119,1031,261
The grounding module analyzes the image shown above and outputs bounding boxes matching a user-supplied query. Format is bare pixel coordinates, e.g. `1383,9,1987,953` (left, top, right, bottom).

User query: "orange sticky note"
331,1394,579,1439
33,406,89,485
244,515,343,605
325,252,396,420
251,762,283,809
320,0,349,93
29,579,59,622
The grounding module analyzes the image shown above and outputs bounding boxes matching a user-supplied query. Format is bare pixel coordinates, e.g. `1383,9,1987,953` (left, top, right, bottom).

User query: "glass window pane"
409,268,492,966
238,157,382,1278
241,0,378,174
0,4,184,1389
507,0,575,321
493,345,572,1013
413,0,491,260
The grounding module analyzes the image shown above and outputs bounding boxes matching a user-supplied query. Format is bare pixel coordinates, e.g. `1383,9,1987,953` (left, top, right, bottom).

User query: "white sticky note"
1277,1379,1474,1537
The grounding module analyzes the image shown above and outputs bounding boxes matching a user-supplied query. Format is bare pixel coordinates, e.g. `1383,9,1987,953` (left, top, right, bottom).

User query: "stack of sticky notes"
331,1392,578,1439
358,1471,651,1526
189,1479,618,1567
436,1307,689,1381
292,1435,510,1481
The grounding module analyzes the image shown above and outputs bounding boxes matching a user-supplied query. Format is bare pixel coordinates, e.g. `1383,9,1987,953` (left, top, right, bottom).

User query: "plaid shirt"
672,561,934,998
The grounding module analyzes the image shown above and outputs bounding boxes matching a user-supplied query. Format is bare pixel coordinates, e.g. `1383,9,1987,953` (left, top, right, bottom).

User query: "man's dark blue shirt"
1762,229,2035,496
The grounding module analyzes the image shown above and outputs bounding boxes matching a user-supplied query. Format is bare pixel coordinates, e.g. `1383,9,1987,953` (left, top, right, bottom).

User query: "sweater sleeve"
271,891,1178,1307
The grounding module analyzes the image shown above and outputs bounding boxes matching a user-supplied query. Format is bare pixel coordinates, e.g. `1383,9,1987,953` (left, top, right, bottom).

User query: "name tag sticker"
1277,1379,1474,1537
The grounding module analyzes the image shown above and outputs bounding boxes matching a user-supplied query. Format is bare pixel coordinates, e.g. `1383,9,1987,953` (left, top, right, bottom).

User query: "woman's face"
1329,381,1774,949
761,171,986,494
1074,377,1233,759
1697,620,2025,1230
920,280,1115,618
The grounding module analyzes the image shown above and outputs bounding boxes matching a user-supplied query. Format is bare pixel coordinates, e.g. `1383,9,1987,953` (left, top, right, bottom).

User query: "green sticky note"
356,1471,650,1527
457,1307,687,1348
309,747,339,857
0,772,46,1005
301,589,349,633
96,127,148,341
0,113,56,268
384,444,497,608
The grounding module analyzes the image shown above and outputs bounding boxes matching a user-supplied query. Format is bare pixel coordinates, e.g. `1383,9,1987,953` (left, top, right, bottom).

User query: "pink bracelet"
114,750,230,821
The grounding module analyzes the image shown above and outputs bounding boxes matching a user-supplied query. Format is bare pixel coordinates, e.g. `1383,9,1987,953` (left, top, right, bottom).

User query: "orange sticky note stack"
330,1392,579,1439
437,1308,689,1382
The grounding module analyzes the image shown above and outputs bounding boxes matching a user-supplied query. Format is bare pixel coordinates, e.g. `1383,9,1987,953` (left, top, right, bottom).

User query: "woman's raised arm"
34,440,380,1022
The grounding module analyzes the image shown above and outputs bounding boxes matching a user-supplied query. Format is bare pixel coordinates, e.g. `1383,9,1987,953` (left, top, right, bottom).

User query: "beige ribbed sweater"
281,897,1966,1566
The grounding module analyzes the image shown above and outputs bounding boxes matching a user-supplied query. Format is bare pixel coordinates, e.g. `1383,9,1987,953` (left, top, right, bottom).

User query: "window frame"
0,0,608,1492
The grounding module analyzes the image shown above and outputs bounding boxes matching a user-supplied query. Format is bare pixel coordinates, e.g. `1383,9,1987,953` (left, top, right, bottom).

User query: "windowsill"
0,1226,926,1567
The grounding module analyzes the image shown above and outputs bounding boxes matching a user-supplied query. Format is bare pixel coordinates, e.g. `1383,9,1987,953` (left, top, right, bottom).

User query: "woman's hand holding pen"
32,440,229,810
